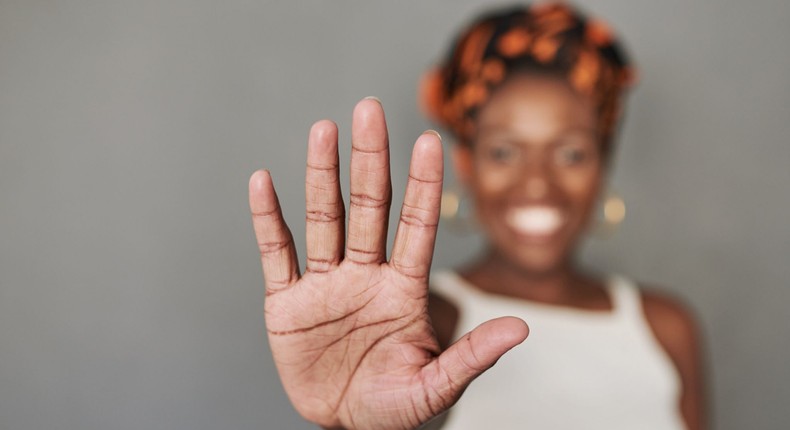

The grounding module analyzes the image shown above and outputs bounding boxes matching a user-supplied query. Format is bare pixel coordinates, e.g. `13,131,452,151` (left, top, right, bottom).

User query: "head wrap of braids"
419,2,637,154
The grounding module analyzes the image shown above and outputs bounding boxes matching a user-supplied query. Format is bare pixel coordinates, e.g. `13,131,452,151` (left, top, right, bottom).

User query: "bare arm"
643,290,708,430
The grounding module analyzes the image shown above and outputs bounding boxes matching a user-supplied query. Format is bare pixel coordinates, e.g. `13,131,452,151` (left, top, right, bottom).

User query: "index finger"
390,131,443,281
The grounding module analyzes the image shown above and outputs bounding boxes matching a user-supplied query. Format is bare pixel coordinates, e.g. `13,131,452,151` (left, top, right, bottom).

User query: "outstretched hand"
249,98,528,430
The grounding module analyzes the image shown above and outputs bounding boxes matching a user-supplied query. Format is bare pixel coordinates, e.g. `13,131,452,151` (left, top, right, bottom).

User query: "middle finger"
346,97,392,265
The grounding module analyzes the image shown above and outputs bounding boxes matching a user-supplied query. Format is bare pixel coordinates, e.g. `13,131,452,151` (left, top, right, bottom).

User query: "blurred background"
1,1,789,429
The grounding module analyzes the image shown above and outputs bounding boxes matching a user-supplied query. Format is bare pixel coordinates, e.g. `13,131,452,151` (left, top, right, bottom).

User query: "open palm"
249,99,528,430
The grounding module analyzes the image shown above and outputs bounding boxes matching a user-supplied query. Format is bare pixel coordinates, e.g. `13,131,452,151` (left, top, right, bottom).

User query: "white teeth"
506,207,563,236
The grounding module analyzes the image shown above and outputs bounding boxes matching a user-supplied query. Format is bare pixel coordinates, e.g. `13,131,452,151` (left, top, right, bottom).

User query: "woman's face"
453,74,605,273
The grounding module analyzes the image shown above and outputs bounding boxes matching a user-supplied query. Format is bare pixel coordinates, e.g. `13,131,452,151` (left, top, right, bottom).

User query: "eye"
480,140,519,164
555,145,594,166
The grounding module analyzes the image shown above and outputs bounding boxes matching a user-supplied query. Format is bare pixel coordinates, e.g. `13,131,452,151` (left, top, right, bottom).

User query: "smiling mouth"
505,206,565,239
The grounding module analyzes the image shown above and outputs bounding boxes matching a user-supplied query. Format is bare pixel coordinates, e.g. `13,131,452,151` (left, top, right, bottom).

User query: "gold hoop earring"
593,192,626,237
440,189,476,234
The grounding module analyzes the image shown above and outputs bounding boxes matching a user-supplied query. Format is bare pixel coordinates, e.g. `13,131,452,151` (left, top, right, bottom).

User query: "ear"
451,144,474,188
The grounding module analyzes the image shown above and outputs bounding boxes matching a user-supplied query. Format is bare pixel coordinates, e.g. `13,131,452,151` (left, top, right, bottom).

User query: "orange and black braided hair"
419,2,637,153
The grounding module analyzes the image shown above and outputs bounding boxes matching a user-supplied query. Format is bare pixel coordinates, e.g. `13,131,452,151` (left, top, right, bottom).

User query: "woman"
249,3,705,429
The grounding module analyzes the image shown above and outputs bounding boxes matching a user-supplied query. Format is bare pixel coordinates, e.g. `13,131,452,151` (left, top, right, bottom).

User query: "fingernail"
424,129,442,141
363,96,382,104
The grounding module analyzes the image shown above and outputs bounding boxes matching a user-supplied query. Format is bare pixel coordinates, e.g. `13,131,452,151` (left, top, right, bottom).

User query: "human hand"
249,98,528,430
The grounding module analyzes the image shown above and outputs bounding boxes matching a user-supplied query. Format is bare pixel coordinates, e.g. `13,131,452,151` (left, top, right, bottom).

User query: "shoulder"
639,285,708,429
639,287,703,357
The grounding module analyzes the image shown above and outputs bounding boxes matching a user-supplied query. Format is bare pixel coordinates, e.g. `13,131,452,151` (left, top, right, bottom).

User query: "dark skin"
250,99,528,430
249,77,706,429
429,74,707,429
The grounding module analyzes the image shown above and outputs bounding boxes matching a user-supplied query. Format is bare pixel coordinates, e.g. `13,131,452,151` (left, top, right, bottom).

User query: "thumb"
421,316,529,411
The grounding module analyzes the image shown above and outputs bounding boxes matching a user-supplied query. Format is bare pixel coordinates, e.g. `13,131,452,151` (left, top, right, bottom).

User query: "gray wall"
1,1,788,429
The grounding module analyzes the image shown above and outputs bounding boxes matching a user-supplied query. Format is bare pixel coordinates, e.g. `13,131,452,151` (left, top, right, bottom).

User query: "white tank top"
430,271,685,430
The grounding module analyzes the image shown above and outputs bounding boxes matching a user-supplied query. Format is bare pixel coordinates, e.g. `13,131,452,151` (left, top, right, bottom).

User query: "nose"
520,154,552,199
526,176,548,198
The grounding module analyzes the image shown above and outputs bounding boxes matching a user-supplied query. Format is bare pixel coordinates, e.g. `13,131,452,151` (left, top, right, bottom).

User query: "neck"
460,247,593,304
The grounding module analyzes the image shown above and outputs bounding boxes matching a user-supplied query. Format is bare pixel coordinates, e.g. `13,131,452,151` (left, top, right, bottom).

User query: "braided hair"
419,2,636,154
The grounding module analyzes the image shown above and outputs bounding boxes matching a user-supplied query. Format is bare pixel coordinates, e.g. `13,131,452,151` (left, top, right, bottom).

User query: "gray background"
1,1,788,429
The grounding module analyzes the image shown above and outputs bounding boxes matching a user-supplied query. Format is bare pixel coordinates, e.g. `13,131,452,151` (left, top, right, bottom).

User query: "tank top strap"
607,275,645,321
430,271,477,308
